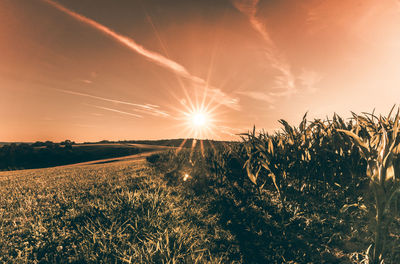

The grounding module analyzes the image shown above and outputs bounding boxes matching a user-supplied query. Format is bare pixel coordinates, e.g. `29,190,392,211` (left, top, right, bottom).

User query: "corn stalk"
338,108,400,263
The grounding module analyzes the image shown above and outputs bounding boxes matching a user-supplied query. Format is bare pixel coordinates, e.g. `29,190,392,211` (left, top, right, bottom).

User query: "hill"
0,139,233,171
0,142,144,171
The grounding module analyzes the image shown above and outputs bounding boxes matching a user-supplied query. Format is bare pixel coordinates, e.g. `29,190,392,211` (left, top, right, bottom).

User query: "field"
0,150,396,263
0,142,172,171
0,160,231,263
1,111,400,263
0,155,356,263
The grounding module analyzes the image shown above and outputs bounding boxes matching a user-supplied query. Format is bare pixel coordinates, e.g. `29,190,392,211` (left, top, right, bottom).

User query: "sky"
1,0,400,142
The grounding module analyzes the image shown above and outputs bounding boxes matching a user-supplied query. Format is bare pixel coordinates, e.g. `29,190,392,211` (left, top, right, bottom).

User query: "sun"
191,112,208,127
181,107,214,139
186,109,211,133
167,86,225,140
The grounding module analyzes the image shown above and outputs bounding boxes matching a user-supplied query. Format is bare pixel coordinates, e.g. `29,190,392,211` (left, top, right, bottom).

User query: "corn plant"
338,108,400,263
241,113,360,208
241,109,400,262
241,126,289,211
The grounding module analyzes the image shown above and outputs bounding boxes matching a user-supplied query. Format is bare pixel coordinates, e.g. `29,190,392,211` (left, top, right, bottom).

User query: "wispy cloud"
233,0,322,101
298,69,322,94
130,106,173,117
90,105,143,118
236,90,274,103
43,0,239,110
305,0,394,35
80,79,93,84
42,0,188,77
233,0,296,95
57,89,170,117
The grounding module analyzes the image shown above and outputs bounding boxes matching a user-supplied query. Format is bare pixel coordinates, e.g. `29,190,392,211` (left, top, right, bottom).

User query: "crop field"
1,110,400,263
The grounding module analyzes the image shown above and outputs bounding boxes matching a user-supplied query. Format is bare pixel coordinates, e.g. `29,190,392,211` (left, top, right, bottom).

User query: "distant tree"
44,141,57,149
60,140,74,149
32,141,45,147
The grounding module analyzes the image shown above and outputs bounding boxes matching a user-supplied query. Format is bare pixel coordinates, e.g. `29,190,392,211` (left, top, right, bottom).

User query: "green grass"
0,161,233,263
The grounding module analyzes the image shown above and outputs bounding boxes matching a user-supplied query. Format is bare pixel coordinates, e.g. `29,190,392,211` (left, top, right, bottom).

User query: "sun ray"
176,138,188,154
137,12,239,142
144,9,199,119
200,139,205,157
208,140,218,155
190,139,197,160
202,15,224,112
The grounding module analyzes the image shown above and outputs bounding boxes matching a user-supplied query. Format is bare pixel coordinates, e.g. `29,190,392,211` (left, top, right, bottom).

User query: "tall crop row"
242,109,400,263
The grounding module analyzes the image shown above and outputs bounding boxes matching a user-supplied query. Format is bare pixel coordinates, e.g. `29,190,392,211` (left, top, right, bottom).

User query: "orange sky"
1,0,400,142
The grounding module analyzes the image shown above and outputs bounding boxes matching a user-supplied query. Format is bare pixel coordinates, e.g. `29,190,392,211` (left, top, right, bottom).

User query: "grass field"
0,159,235,263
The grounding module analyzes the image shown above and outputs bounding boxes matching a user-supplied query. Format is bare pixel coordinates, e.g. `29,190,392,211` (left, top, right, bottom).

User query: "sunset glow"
1,0,400,142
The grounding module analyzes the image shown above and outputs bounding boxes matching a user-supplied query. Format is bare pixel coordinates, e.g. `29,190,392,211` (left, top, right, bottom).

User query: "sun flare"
180,106,216,139
191,112,208,127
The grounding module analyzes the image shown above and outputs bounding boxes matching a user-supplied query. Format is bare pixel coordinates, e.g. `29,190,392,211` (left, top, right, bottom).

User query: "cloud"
233,0,323,102
205,86,241,110
42,0,188,76
80,79,93,84
233,0,296,95
90,105,143,118
268,69,322,97
57,89,170,117
305,0,398,35
298,69,322,94
130,106,173,117
236,90,274,103
43,0,239,110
